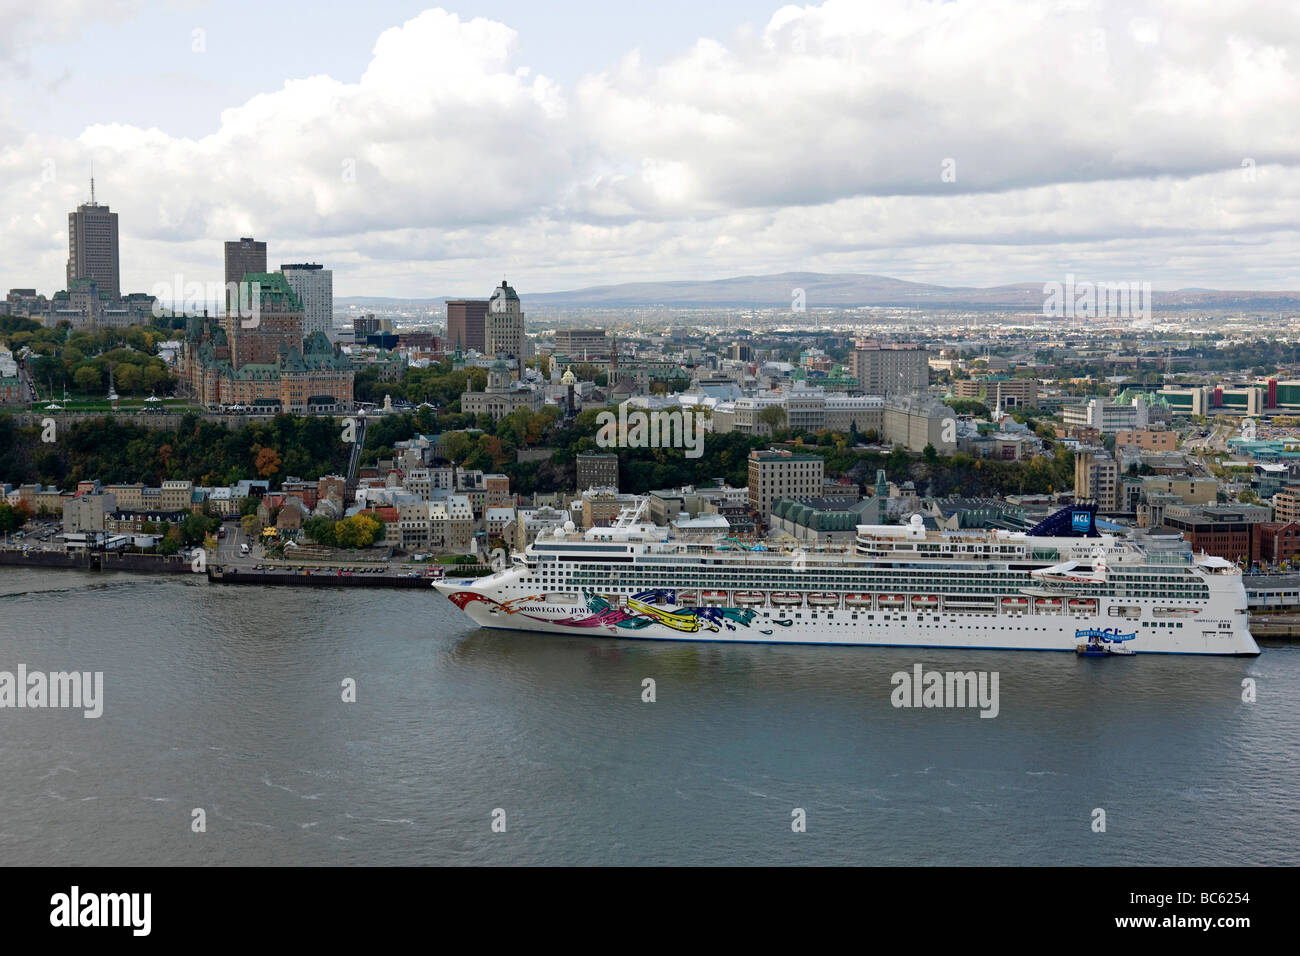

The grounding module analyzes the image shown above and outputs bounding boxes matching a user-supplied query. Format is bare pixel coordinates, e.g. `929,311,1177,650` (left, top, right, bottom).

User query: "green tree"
302,516,337,546
0,501,31,533
159,526,183,555
943,398,991,418
179,513,213,546
758,406,787,431
73,365,101,393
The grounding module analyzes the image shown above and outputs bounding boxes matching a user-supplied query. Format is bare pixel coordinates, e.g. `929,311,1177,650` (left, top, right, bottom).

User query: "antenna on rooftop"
90,160,95,204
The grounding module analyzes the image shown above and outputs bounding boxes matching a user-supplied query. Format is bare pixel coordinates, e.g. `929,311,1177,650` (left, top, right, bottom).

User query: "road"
1180,422,1236,479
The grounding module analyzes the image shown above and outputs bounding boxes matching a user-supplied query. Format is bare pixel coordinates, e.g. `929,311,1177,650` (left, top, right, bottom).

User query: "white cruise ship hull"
434,578,1261,656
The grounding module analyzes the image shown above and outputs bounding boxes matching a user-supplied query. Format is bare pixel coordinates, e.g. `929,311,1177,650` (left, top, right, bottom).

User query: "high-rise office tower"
445,299,488,353
67,178,120,300
224,237,267,311
280,263,333,339
485,279,525,374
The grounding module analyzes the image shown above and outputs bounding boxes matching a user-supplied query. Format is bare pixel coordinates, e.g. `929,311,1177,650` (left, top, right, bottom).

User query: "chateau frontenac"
177,272,353,413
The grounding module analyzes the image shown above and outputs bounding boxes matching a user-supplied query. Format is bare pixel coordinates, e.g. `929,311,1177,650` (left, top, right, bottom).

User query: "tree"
73,365,101,393
943,398,991,418
254,446,282,478
302,516,337,546
887,445,910,476
0,501,30,533
115,364,141,394
441,431,475,464
481,435,510,468
159,526,183,555
335,513,381,548
758,406,787,431
180,513,213,546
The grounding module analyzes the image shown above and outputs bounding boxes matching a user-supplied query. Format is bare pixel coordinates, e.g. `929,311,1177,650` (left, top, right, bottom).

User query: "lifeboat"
1035,597,1063,610
1068,598,1097,613
911,595,939,608
844,594,872,607
770,592,803,606
677,591,698,604
702,590,728,604
1001,596,1029,610
733,591,766,605
878,594,905,608
808,592,839,606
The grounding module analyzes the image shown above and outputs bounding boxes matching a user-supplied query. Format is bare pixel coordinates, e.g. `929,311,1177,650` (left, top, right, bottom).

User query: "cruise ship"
434,504,1260,656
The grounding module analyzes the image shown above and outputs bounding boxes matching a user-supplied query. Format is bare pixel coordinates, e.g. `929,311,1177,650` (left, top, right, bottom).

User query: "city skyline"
1,1,1298,299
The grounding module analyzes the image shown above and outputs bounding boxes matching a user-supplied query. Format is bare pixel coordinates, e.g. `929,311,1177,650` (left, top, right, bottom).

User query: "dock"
207,565,439,589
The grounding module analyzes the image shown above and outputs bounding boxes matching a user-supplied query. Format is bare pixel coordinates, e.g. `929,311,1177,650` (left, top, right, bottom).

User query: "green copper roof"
238,272,304,312
491,280,519,302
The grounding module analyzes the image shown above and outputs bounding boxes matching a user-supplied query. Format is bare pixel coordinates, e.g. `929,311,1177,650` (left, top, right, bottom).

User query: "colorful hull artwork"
446,587,794,634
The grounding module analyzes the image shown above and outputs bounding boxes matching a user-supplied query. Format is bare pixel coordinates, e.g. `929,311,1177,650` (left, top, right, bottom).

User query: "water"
1,568,1295,865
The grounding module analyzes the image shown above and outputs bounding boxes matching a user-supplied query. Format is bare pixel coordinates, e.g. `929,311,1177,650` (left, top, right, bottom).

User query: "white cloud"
2,0,1299,297
0,1,140,71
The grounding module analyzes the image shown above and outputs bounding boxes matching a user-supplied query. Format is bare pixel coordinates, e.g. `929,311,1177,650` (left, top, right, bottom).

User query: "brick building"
1161,504,1271,564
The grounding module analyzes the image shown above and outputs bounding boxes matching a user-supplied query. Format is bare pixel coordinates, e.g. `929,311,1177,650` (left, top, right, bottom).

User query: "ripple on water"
0,570,1295,865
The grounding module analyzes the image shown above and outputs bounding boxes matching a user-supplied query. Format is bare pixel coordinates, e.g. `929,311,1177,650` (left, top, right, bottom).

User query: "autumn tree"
254,446,282,478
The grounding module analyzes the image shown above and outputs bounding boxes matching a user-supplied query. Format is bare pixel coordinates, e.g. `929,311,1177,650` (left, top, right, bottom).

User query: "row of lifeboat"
677,590,1099,613
1002,596,1098,614
692,591,846,606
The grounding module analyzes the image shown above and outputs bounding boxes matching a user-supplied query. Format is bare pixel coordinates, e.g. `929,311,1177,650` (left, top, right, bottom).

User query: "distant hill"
337,272,1300,310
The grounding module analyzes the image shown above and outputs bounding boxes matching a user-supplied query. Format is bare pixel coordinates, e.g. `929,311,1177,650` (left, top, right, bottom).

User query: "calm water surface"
0,568,1295,865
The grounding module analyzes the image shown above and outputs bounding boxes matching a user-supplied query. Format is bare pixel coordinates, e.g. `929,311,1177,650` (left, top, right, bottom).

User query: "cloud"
2,1,1299,297
0,1,140,73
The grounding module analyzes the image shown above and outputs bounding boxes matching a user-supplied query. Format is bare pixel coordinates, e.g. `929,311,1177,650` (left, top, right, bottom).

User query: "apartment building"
747,448,825,519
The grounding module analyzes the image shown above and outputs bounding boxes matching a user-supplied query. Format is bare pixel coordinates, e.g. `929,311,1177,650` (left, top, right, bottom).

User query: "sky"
2,0,1299,301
